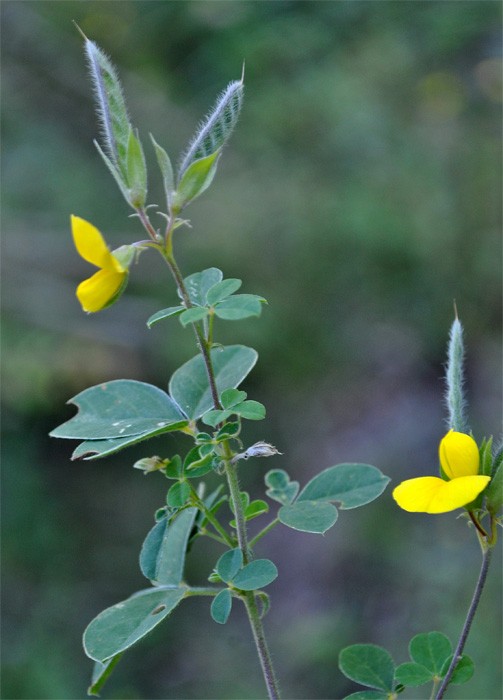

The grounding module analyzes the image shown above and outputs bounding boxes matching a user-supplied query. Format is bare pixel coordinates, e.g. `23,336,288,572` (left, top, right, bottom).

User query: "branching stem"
155,229,281,700
189,485,235,547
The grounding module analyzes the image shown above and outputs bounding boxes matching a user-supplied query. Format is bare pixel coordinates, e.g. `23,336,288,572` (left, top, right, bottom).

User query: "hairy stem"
224,454,251,562
159,239,281,699
184,587,224,597
243,591,281,700
160,245,222,411
435,546,492,700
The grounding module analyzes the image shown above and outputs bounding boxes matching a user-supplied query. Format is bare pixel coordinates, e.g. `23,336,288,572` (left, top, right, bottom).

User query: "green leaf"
169,345,258,420
491,445,503,478
220,388,247,409
172,150,220,212
230,500,269,529
394,662,433,686
50,380,186,440
211,589,232,624
245,500,269,520
126,128,147,207
339,644,395,693
279,500,338,534
196,432,213,443
164,455,183,479
480,437,493,477
216,548,243,583
343,693,388,700
207,279,242,306
70,431,185,461
409,632,452,675
139,508,197,585
202,409,233,427
256,591,270,618
179,307,209,326
265,469,299,505
167,481,191,508
440,654,474,684
180,268,223,306
88,654,123,696
214,294,264,320
181,447,215,478
232,559,278,591
147,306,184,327
216,422,240,439
140,516,168,581
486,463,502,514
150,134,174,209
83,587,186,662
297,463,390,509
233,400,265,420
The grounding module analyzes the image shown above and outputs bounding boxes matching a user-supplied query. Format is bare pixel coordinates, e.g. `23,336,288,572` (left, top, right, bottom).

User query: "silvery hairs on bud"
243,442,282,460
84,38,131,179
178,75,244,180
445,315,467,433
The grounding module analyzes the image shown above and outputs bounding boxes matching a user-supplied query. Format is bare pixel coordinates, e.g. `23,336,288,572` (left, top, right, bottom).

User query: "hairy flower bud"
178,76,244,180
243,442,281,460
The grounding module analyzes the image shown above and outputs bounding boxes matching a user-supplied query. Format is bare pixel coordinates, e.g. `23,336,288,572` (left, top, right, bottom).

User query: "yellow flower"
71,215,128,312
393,431,491,513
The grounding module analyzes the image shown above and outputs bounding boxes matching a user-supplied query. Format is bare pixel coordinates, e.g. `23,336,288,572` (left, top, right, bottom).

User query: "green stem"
196,529,229,546
162,249,222,411
190,487,235,547
249,518,280,548
430,680,439,700
184,586,224,597
207,311,215,345
242,591,281,700
158,238,281,700
224,455,251,563
136,206,160,243
435,546,493,700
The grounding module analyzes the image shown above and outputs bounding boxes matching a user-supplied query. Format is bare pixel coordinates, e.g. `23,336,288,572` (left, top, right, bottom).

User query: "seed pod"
178,76,244,180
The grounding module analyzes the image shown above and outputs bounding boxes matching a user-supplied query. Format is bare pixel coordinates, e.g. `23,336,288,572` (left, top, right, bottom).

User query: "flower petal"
71,215,124,272
76,268,126,313
393,477,446,512
393,475,490,513
439,431,480,479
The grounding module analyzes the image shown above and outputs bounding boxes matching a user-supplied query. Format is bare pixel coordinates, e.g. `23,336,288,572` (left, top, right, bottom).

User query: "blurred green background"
2,1,501,698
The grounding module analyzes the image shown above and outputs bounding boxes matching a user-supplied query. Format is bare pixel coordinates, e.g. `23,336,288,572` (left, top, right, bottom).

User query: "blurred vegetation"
1,2,501,699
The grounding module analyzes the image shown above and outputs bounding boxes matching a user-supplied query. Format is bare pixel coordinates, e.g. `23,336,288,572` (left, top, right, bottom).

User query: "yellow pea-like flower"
71,215,128,312
393,431,490,514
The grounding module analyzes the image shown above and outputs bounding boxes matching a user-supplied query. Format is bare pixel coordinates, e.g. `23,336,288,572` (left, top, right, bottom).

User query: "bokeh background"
2,2,501,699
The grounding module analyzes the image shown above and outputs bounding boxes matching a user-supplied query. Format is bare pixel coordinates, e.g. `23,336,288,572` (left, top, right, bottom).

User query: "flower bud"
243,442,281,460
133,456,167,474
